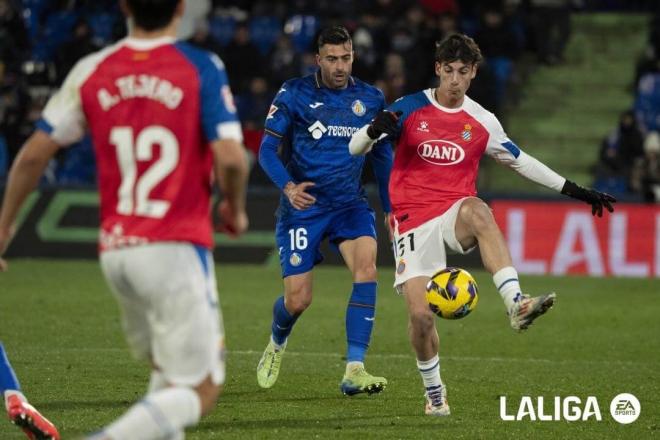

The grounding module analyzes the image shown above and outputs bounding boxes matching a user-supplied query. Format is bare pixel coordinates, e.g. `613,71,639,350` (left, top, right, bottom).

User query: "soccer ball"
426,267,479,319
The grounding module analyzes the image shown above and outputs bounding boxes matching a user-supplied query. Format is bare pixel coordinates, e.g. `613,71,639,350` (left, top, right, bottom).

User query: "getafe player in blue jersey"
256,26,393,395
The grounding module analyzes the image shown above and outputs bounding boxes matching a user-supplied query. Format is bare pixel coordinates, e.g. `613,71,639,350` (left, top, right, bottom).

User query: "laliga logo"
500,393,641,423
500,396,602,421
417,139,465,165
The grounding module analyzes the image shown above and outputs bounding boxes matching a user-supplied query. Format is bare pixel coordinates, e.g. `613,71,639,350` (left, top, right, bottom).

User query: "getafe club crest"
461,123,472,141
290,252,303,267
351,99,366,116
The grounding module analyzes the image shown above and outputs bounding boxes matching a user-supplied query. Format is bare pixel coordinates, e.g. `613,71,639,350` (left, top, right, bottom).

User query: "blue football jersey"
264,71,388,217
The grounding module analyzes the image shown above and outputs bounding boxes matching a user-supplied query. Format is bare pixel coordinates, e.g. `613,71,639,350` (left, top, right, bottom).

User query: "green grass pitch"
1,260,658,439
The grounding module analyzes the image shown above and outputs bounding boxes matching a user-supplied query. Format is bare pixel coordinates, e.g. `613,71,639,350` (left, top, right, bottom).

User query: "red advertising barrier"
491,201,660,278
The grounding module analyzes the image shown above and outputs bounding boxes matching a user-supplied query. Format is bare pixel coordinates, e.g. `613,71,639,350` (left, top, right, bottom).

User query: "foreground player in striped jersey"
0,0,248,438
350,33,615,416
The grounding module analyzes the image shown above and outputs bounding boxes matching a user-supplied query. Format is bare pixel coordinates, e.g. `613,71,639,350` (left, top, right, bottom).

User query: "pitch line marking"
16,347,651,367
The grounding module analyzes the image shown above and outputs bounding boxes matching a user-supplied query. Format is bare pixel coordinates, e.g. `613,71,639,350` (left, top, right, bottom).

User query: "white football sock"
416,355,442,389
493,266,523,312
147,370,168,394
345,361,364,374
103,387,201,440
270,336,286,351
145,372,184,440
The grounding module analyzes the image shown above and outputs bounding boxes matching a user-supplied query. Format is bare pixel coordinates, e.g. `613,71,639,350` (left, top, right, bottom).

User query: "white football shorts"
392,197,476,291
100,242,225,387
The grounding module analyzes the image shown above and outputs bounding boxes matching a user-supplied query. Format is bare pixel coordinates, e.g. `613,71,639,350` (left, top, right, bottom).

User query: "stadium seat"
592,175,629,198
0,136,8,180
249,16,282,56
33,10,79,61
56,136,96,185
634,72,660,133
284,15,319,53
487,56,514,108
208,15,236,47
21,0,48,41
86,12,117,46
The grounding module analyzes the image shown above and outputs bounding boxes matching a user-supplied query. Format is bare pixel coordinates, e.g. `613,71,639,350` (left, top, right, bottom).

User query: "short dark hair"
317,26,352,52
126,0,179,31
434,33,483,65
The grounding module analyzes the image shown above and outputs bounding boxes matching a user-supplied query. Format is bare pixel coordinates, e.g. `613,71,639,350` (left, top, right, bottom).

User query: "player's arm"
198,53,250,236
368,140,394,239
349,110,402,155
488,141,616,217
258,83,315,210
0,54,88,270
0,131,62,271
212,138,249,237
258,133,316,210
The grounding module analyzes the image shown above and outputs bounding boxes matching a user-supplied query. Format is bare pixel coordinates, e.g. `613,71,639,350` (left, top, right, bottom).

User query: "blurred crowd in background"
0,0,658,201
594,11,660,202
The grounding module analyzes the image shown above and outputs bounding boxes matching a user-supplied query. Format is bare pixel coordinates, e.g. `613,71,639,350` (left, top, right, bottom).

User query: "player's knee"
287,297,311,314
285,282,313,314
195,379,222,416
286,289,312,314
354,263,377,282
409,308,436,335
461,198,495,232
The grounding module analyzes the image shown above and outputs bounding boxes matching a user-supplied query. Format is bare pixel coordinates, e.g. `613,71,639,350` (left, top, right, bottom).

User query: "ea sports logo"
308,120,327,140
417,140,465,165
610,393,640,424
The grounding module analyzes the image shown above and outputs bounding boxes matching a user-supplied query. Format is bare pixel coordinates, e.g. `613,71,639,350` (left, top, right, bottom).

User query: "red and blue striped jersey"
38,37,242,250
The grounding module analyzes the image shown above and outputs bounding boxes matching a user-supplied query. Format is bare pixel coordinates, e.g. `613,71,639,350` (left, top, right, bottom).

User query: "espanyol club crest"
461,123,472,141
397,259,406,274
351,99,366,116
290,252,303,267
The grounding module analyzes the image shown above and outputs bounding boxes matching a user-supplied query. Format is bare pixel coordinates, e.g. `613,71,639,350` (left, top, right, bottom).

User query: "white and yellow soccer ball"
425,267,479,319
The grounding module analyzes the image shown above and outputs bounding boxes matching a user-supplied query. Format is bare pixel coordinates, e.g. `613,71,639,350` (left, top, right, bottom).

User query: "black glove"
561,180,617,217
367,110,402,139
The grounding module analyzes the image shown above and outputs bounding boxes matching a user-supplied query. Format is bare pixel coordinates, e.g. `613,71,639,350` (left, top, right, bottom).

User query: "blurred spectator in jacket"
55,19,100,84
0,60,31,165
599,110,645,174
187,17,223,55
530,0,571,65
222,22,264,94
0,0,29,70
631,131,660,202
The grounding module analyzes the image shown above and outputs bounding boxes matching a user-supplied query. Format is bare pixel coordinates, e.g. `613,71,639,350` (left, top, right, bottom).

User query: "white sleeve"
483,113,565,192
501,150,566,191
41,55,100,145
349,125,377,155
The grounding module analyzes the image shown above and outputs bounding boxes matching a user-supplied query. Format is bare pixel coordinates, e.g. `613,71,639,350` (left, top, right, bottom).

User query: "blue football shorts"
275,202,376,277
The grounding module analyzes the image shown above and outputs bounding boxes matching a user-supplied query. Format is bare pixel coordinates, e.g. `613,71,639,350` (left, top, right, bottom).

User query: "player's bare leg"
338,237,387,395
402,277,450,416
257,272,313,388
454,197,555,331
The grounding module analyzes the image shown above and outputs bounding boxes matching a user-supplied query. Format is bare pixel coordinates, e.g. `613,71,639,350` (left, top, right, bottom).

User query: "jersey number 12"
111,126,179,219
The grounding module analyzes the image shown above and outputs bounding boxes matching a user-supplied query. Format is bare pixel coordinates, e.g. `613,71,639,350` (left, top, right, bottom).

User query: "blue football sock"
271,296,300,346
0,342,21,395
346,282,377,362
